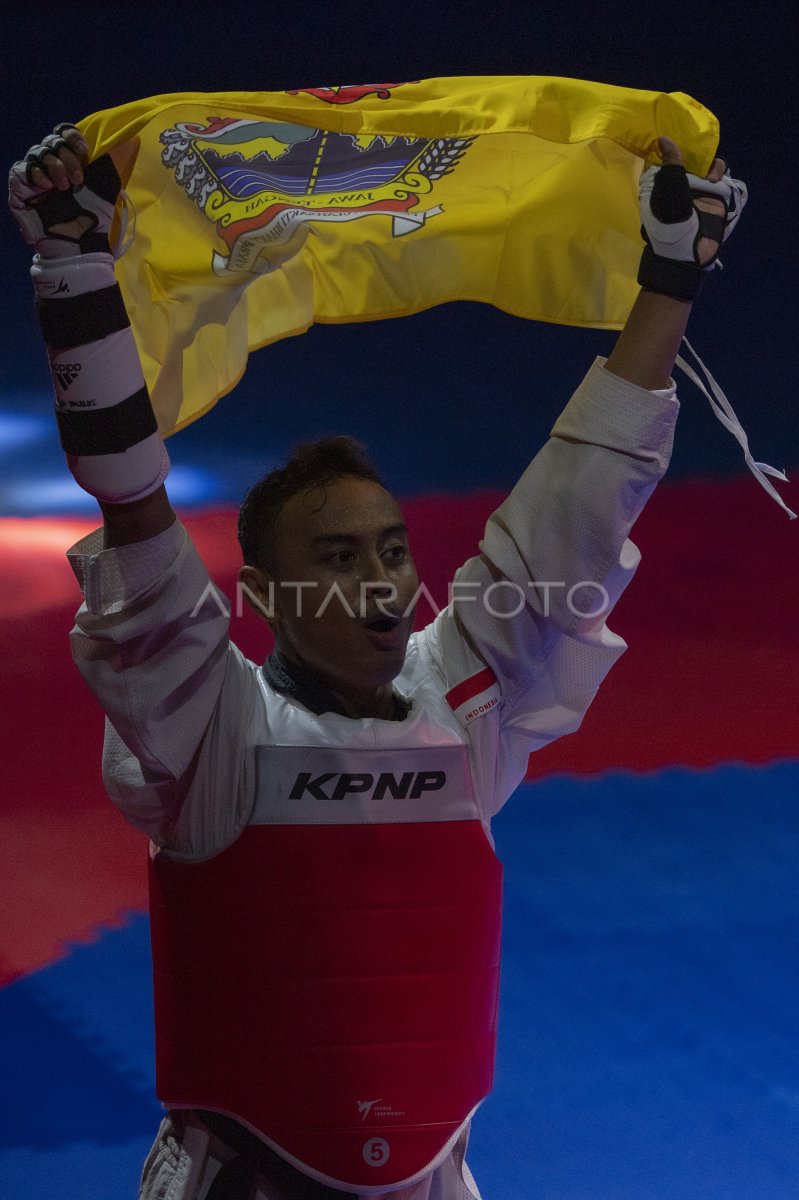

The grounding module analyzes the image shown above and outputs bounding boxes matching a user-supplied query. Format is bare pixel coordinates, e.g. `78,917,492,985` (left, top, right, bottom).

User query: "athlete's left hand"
637,136,748,300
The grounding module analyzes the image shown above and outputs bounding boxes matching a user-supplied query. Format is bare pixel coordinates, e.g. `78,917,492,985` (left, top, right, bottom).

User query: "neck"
329,682,399,720
275,645,401,720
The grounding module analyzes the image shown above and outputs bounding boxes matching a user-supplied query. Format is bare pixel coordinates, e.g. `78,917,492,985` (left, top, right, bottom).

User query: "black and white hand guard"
8,126,121,258
9,126,169,504
638,160,748,301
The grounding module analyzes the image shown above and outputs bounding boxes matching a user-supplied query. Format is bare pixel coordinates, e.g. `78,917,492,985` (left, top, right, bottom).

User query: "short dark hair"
238,435,385,572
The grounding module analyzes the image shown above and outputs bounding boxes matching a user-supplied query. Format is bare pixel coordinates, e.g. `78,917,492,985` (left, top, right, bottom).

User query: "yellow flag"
77,77,719,434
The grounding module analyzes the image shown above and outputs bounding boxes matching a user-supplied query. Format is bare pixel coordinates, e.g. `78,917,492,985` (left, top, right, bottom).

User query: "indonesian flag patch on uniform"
446,666,501,727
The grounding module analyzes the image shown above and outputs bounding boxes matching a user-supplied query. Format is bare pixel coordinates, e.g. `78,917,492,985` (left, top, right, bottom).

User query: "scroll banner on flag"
77,77,720,435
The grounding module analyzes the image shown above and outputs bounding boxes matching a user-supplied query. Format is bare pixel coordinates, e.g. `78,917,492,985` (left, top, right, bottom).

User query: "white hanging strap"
112,189,137,260
675,336,796,520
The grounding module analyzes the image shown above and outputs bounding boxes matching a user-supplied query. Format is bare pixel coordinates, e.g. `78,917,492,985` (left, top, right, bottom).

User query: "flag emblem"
160,111,474,276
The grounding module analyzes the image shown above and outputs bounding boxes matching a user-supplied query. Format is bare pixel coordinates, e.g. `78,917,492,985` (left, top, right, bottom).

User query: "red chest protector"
149,741,503,1193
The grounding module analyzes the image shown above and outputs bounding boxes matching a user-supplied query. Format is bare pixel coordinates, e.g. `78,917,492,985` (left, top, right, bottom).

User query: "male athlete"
9,123,745,1199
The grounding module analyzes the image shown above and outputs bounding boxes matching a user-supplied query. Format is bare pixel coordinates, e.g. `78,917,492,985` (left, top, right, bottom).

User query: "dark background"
1,0,797,500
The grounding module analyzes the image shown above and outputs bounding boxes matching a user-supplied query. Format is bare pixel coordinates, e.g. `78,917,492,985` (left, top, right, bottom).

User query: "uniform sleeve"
425,356,679,773
66,518,257,842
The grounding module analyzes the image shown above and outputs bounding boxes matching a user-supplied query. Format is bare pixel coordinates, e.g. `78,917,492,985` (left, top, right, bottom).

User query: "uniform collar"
262,650,410,721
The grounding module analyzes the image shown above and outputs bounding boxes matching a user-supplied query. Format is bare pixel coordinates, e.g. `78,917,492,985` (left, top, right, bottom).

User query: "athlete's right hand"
9,124,121,258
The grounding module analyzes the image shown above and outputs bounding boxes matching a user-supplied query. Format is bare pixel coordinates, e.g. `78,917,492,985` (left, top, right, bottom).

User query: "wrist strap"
637,244,706,302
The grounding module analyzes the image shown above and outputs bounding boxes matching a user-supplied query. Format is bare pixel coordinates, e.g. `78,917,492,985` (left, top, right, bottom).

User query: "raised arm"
8,126,247,844
8,125,175,546
424,138,746,810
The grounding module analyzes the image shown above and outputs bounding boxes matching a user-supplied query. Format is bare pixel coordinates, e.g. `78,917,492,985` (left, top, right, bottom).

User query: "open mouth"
363,614,405,649
365,616,401,633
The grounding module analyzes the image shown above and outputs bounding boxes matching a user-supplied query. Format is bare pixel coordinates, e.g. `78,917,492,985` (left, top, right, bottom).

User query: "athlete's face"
240,476,420,716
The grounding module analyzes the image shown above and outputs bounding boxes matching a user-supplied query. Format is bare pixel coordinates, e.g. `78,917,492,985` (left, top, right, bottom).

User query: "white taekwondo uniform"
66,359,678,1199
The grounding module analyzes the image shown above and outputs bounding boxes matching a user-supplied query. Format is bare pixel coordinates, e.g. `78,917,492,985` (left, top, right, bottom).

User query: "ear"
238,564,279,627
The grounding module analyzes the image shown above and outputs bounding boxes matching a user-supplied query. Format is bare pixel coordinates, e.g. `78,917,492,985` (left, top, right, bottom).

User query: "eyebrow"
311,522,408,547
